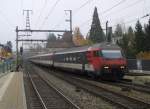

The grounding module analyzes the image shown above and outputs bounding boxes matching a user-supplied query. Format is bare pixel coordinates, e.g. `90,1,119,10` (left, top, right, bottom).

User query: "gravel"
33,66,118,109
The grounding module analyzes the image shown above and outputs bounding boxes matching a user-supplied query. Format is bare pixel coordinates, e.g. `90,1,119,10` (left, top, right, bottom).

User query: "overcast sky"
0,0,150,50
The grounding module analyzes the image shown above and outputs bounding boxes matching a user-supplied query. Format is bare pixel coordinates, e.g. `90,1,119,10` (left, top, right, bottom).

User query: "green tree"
114,24,123,37
6,41,12,53
126,27,136,58
144,19,150,51
128,27,134,39
89,7,105,43
117,34,129,57
107,27,112,42
135,20,145,53
46,33,57,48
117,27,136,58
47,33,57,42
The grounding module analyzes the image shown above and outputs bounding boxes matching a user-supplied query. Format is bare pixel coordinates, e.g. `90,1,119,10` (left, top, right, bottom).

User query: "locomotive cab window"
101,50,123,59
93,51,99,57
93,50,102,57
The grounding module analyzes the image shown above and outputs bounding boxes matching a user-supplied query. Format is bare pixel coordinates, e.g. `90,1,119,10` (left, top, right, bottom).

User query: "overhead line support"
15,27,71,71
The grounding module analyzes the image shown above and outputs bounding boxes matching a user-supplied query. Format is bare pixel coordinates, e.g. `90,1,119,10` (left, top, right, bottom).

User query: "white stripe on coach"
31,60,94,71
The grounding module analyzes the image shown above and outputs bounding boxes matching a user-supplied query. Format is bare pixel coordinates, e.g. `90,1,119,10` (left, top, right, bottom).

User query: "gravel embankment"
33,66,118,109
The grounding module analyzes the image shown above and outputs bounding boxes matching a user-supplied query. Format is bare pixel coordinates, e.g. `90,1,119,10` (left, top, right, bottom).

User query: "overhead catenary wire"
34,0,48,28
53,0,95,30
102,0,148,29
39,0,61,29
73,0,95,15
101,0,126,15
79,7,150,36
104,0,145,18
79,0,147,29
110,13,150,28
79,0,126,27
81,13,150,37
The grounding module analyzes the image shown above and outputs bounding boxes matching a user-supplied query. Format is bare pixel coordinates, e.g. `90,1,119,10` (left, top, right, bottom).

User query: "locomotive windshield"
101,50,123,59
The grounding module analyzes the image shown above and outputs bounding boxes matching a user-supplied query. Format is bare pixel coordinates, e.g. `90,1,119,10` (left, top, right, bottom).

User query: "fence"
127,59,150,71
0,59,15,73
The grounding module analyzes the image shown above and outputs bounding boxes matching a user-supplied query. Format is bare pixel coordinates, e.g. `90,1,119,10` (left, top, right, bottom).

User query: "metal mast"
23,10,33,36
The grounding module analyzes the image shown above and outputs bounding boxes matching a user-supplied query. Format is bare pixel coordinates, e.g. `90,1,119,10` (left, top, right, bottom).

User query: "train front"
100,49,127,80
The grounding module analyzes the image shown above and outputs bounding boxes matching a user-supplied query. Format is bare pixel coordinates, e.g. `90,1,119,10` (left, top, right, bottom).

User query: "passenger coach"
29,43,128,80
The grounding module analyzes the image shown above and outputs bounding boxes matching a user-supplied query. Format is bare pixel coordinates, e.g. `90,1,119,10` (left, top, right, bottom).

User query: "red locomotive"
29,43,128,80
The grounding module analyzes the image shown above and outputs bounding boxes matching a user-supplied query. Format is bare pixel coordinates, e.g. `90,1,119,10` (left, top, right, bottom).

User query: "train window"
70,57,72,61
64,58,65,61
73,57,76,61
101,50,122,58
99,51,103,56
77,57,80,61
93,51,99,57
66,57,69,61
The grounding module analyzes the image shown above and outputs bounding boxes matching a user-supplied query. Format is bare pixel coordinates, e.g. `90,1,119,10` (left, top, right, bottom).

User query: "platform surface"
0,72,27,109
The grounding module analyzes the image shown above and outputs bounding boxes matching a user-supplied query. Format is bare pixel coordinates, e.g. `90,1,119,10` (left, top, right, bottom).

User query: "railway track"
111,80,150,94
24,70,43,109
24,68,80,109
50,67,150,94
44,69,150,109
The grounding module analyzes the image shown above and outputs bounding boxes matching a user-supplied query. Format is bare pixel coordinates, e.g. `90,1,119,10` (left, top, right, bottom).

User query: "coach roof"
55,42,120,54
92,42,121,50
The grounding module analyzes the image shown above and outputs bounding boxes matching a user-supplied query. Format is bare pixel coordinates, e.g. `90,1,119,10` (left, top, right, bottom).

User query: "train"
29,42,128,80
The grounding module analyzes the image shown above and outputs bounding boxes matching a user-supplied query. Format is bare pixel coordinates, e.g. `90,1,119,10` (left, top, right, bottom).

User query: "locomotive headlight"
120,66,125,69
104,66,109,69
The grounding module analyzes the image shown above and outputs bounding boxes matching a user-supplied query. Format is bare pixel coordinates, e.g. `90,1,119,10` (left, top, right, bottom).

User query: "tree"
117,26,136,58
117,34,128,57
6,41,12,53
126,26,135,46
128,27,134,38
62,31,72,42
127,27,136,57
47,33,56,42
46,33,57,48
107,27,112,42
73,27,85,46
135,20,145,53
114,24,123,37
144,19,150,51
89,7,105,43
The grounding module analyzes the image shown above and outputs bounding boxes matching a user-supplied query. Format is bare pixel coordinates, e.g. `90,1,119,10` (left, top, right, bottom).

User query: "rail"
48,70,150,109
26,69,80,109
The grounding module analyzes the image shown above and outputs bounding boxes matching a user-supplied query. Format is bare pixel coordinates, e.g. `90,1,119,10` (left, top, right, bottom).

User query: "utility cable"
79,0,145,27
73,0,94,15
111,13,150,28
35,0,48,28
104,0,145,18
53,0,95,30
79,0,126,27
39,0,61,29
101,0,126,15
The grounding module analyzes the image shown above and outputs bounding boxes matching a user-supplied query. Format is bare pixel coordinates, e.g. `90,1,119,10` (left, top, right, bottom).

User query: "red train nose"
103,58,126,67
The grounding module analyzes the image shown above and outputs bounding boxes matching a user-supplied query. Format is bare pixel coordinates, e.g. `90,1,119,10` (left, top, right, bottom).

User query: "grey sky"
0,0,150,50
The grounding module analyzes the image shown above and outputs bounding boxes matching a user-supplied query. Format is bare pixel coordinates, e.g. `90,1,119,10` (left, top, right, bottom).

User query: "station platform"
0,72,27,109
